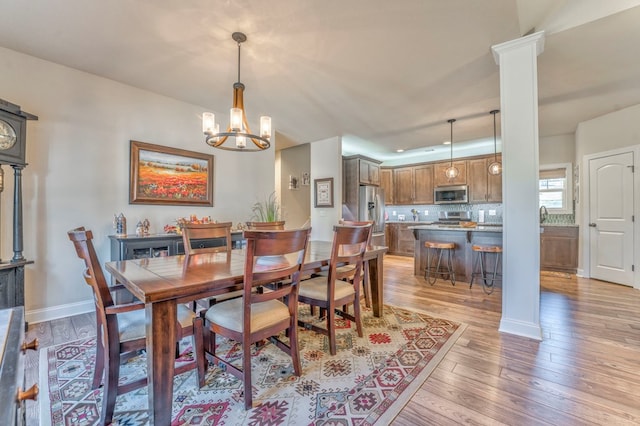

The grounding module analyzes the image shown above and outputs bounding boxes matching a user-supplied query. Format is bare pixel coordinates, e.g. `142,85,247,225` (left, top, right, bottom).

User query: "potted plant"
247,192,285,229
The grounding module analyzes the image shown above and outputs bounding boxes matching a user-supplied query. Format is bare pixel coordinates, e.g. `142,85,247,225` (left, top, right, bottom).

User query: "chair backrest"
242,228,311,313
67,227,115,320
181,222,233,255
339,220,373,245
328,224,372,283
246,221,286,230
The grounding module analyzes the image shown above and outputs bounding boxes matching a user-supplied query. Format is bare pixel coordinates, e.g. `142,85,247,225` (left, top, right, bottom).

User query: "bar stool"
469,245,502,294
424,241,456,286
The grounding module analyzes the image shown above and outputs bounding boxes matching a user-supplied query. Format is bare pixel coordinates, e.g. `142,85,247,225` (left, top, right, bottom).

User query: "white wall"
539,133,575,165
310,137,342,241
279,144,311,228
0,47,275,321
576,103,640,158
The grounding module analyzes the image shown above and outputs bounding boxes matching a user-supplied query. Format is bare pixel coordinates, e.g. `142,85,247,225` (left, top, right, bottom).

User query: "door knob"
589,223,597,227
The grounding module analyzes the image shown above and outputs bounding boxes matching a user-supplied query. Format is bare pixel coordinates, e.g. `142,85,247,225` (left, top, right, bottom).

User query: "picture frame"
302,172,310,186
129,140,214,206
314,177,334,208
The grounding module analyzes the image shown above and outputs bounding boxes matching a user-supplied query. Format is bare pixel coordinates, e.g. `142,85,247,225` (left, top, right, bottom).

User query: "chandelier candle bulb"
202,112,215,133
236,135,246,149
230,107,243,131
260,116,272,139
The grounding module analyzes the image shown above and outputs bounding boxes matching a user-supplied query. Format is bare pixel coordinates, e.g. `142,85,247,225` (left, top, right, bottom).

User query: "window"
539,163,573,214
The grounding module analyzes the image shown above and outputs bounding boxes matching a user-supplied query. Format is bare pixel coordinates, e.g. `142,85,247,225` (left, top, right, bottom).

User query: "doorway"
586,150,634,286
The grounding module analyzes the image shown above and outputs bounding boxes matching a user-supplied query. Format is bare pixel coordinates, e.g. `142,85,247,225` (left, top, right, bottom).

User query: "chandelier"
444,118,459,179
202,32,271,152
488,109,502,175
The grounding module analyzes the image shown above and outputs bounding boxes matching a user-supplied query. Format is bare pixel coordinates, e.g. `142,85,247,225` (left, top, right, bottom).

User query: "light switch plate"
489,210,496,216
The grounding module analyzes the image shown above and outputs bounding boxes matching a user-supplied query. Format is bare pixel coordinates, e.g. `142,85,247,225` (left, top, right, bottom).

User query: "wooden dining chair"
298,224,372,355
67,227,200,426
181,221,234,255
245,220,286,230
181,222,241,309
194,228,311,409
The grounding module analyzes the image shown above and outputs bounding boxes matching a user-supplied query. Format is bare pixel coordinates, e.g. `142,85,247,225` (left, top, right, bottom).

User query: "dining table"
104,240,388,425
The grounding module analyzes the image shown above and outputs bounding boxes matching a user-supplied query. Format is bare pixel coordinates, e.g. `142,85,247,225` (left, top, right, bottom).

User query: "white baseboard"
576,268,585,277
499,317,543,341
26,299,94,325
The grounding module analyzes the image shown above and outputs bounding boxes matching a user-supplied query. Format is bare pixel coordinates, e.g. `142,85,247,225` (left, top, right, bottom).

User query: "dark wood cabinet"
343,155,381,187
540,226,579,273
380,168,394,205
386,223,416,257
468,155,502,203
434,160,467,187
393,164,433,205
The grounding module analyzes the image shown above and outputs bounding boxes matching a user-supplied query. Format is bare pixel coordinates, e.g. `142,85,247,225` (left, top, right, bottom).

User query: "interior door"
589,151,634,285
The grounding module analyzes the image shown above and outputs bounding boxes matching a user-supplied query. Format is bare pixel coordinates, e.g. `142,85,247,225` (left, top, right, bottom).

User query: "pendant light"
202,32,271,152
444,118,459,179
488,109,502,175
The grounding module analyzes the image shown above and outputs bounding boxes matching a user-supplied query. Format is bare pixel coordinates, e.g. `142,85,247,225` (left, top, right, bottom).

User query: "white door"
589,151,634,285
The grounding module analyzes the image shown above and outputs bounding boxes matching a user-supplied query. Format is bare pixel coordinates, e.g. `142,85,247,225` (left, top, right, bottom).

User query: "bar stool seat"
424,241,456,286
470,245,502,294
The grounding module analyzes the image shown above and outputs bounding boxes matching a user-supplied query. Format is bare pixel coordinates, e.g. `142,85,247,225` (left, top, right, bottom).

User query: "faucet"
539,205,548,223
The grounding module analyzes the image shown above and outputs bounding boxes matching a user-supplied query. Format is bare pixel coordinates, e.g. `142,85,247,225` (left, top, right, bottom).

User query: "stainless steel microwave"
434,185,469,204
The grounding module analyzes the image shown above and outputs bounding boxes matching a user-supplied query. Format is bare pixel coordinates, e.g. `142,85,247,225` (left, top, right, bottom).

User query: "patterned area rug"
40,304,465,425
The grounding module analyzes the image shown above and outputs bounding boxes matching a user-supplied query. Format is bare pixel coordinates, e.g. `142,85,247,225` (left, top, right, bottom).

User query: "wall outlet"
424,210,429,215
489,210,496,216
392,211,397,216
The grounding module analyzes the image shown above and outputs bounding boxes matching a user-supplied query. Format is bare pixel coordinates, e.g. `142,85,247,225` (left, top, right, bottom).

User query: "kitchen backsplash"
385,205,575,225
386,204,503,224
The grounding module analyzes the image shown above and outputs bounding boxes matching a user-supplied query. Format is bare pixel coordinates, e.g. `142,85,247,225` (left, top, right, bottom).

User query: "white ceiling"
1,0,640,163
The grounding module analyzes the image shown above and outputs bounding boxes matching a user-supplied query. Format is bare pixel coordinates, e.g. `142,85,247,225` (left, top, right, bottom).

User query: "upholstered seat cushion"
314,264,356,278
117,304,195,342
298,276,355,301
205,298,290,333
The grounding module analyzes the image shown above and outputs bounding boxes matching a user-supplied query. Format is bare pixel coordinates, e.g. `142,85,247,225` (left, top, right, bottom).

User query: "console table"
109,232,244,261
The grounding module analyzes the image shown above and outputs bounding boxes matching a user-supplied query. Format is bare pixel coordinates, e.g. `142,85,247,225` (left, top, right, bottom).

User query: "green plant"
251,192,281,222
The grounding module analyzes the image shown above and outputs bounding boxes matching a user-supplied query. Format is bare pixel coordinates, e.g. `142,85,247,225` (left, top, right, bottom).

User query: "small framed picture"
302,172,310,186
314,177,334,208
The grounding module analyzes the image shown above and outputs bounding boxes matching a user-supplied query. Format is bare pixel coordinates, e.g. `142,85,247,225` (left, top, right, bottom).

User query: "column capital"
491,31,545,64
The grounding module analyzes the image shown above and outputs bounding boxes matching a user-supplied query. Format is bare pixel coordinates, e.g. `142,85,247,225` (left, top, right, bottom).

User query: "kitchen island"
410,224,502,283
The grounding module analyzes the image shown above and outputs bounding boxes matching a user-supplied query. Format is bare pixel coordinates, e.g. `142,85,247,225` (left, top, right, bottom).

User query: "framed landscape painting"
129,140,214,206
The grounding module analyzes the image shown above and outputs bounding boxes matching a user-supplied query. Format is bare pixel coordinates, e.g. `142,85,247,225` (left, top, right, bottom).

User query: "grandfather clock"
0,98,37,309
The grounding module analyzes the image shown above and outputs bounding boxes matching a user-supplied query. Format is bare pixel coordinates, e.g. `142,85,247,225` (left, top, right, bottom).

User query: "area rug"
40,304,466,425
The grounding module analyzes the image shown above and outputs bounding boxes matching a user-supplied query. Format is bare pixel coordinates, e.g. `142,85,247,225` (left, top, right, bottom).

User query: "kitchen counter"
411,226,502,282
409,224,503,232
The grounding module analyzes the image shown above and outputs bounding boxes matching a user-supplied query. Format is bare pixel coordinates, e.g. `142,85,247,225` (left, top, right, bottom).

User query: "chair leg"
362,263,371,308
289,316,302,376
92,323,104,390
193,317,206,388
448,248,456,286
353,293,363,338
101,337,121,426
242,337,253,410
327,302,337,356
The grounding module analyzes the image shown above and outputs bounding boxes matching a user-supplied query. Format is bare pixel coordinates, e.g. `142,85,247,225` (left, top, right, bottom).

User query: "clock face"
0,119,17,150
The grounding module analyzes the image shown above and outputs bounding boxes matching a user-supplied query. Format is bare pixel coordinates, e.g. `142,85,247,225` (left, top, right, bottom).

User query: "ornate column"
11,165,24,262
491,31,545,340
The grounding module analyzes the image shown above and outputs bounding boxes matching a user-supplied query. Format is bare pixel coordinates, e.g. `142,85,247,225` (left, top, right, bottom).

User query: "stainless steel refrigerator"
358,186,385,244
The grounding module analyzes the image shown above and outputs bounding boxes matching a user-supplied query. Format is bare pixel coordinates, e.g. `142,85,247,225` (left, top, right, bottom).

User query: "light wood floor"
26,255,640,425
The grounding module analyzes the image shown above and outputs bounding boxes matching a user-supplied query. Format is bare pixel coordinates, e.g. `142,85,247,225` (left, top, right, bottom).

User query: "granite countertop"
409,224,503,232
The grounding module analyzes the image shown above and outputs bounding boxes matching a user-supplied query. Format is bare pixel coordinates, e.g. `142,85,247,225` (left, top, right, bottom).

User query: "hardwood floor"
27,255,640,425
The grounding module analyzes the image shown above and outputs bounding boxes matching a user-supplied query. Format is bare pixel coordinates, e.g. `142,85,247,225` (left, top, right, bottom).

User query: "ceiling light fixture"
444,118,459,179
202,32,271,152
488,109,502,175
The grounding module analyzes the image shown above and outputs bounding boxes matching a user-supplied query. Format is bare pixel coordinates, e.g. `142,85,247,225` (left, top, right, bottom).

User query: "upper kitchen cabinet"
434,160,467,187
380,168,394,205
393,164,433,205
468,155,502,203
343,155,381,186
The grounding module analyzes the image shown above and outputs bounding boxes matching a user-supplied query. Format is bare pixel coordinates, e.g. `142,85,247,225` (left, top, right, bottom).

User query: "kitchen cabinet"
434,160,467,187
343,155,381,186
468,155,502,203
393,164,433,205
380,168,394,205
386,223,416,256
540,226,579,273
